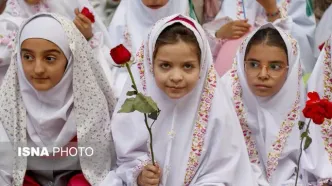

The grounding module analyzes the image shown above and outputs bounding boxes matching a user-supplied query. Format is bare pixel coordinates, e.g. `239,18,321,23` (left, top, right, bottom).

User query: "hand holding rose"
137,164,162,186
74,8,94,40
216,20,251,39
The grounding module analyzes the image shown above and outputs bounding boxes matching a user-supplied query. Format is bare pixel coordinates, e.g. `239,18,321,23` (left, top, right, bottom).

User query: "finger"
233,31,246,37
144,178,159,185
233,25,249,32
142,170,158,179
78,14,92,25
145,165,159,174
74,18,84,30
74,8,80,15
234,20,251,28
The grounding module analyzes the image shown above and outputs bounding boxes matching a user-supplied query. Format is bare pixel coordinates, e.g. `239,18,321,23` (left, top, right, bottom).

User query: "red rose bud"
319,42,325,51
81,7,95,23
110,44,131,65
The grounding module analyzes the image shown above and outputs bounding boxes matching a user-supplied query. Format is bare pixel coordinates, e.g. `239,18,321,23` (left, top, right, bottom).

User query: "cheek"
272,72,287,92
49,61,67,81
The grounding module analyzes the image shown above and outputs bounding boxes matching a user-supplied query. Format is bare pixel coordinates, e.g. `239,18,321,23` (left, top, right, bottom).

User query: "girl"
204,0,316,76
108,0,196,98
303,35,332,185
0,0,113,87
110,14,256,186
0,13,116,185
221,23,306,185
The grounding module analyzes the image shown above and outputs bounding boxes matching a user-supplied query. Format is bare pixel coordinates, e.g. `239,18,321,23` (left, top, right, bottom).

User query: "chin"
32,84,52,91
166,93,186,99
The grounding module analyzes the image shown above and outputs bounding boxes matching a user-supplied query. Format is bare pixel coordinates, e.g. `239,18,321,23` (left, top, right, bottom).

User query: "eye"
22,53,34,61
45,56,56,63
248,61,260,68
160,63,171,69
184,64,194,70
269,63,282,71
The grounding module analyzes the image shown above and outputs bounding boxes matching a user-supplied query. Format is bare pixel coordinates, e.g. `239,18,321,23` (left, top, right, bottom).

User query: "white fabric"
0,13,116,185
314,4,332,57
108,0,190,98
221,22,306,185
0,0,114,87
109,14,256,186
209,0,316,73
18,16,75,151
303,35,332,185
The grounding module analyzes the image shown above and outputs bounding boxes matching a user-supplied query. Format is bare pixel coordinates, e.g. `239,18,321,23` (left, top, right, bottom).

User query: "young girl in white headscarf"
221,22,306,185
204,0,316,76
0,13,116,186
110,14,256,186
0,0,113,86
302,35,332,185
108,0,196,98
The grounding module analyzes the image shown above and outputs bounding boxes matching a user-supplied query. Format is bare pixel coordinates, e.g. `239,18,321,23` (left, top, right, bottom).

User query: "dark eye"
269,63,282,71
45,56,56,63
184,64,194,69
23,54,34,61
160,63,171,69
248,61,260,68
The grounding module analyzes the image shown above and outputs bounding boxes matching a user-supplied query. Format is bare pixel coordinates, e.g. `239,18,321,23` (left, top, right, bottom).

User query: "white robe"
0,13,116,186
221,23,307,185
109,14,257,186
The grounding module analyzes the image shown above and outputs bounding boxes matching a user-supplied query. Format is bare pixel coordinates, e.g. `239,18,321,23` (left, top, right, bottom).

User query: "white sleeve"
0,123,13,186
315,5,332,57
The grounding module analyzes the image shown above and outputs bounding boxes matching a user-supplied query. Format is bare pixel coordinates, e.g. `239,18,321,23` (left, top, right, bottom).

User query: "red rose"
110,44,131,65
81,7,95,23
302,91,332,125
68,173,91,186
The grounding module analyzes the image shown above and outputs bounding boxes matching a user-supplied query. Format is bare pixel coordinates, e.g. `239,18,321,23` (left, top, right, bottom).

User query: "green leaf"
304,136,312,150
301,131,308,139
118,98,135,113
148,109,161,120
298,121,305,130
133,93,159,114
126,91,137,96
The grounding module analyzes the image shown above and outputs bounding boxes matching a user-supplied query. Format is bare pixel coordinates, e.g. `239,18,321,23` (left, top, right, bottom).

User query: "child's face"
153,40,200,99
244,43,288,97
141,0,168,9
21,38,68,91
24,0,41,5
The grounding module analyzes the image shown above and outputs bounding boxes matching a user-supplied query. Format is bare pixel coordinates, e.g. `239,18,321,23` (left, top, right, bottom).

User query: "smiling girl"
110,14,256,186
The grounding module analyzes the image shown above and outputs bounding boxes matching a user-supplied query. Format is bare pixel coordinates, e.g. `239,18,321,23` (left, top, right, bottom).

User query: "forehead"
21,38,62,52
245,43,287,62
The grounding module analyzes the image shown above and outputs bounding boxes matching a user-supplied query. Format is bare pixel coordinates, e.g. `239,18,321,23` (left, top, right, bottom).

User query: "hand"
73,8,93,40
216,20,251,39
256,0,278,13
137,164,161,186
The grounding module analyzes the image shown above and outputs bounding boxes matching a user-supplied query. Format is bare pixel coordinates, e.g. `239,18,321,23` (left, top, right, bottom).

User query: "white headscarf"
110,14,256,186
303,35,332,185
0,13,116,185
18,16,74,149
221,23,306,185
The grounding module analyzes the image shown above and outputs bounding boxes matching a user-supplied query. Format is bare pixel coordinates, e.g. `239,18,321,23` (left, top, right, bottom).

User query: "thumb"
74,8,80,16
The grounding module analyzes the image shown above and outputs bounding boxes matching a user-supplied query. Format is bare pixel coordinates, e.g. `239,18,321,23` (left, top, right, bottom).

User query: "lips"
254,84,271,89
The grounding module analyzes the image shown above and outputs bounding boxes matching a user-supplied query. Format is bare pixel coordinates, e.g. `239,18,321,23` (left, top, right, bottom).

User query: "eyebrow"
246,58,285,64
21,48,62,54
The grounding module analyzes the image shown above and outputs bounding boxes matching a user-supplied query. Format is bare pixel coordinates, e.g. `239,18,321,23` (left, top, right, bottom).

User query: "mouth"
167,86,185,90
147,5,163,9
254,84,271,90
33,77,49,80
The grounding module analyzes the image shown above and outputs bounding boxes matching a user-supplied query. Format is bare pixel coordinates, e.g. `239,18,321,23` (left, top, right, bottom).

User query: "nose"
257,65,269,80
170,69,183,83
34,59,45,75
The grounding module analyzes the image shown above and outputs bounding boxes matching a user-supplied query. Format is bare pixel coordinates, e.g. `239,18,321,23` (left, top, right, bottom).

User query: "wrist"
264,4,278,14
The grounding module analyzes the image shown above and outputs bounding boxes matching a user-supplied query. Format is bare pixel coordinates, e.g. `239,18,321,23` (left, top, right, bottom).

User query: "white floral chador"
109,14,256,186
0,13,116,186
